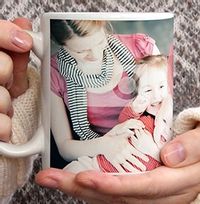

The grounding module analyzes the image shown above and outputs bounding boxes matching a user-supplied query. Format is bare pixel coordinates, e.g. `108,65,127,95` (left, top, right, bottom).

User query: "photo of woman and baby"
50,18,173,174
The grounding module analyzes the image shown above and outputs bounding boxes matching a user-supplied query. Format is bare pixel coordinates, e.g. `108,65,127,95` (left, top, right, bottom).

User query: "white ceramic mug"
0,12,174,173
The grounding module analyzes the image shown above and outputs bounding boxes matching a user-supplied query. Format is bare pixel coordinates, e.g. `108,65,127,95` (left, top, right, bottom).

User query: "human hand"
101,133,149,173
107,118,145,137
35,124,200,204
153,95,173,148
0,18,32,142
132,129,160,161
161,123,200,167
102,119,148,172
131,94,150,114
35,163,200,204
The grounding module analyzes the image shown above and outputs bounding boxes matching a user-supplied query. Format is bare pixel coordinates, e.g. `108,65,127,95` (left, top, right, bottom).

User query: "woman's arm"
51,92,149,171
51,92,136,162
51,92,108,161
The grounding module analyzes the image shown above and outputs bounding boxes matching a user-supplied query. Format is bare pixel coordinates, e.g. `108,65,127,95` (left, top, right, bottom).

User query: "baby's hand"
132,129,160,161
153,95,173,148
131,94,150,114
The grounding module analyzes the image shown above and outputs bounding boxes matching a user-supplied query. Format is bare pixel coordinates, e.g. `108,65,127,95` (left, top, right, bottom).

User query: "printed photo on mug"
49,13,174,174
0,12,174,173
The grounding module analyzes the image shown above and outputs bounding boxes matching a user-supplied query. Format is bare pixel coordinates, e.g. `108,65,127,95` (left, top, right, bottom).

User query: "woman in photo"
50,20,165,173
64,54,173,173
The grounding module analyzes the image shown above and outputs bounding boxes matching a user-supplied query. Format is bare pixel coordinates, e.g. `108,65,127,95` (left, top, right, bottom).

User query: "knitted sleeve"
0,67,40,201
174,107,200,204
174,107,200,135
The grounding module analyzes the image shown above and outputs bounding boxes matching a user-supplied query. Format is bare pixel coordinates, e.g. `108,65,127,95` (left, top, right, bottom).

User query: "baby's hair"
132,55,168,97
136,54,168,68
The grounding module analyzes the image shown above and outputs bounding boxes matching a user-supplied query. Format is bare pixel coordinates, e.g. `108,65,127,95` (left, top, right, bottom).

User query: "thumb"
160,125,200,167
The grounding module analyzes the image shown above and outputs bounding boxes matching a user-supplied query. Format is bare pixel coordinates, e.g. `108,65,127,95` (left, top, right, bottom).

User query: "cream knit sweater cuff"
174,107,200,204
174,107,200,134
0,67,40,199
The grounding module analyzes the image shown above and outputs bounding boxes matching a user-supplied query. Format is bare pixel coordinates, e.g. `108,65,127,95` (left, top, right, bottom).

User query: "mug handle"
0,31,44,157
0,126,44,157
26,30,44,59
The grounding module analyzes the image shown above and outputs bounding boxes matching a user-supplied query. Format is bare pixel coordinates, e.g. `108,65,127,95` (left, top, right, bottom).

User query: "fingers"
161,127,200,167
35,166,200,204
129,143,149,162
0,86,12,114
0,51,13,114
111,142,148,172
111,119,144,137
0,19,32,52
12,18,32,30
124,119,145,129
153,126,163,148
0,51,13,86
0,113,12,142
0,87,12,142
0,18,32,141
111,160,127,173
0,52,13,142
9,18,33,98
114,153,144,173
76,163,200,198
122,156,146,172
132,94,150,113
11,18,32,74
36,169,133,204
35,168,107,202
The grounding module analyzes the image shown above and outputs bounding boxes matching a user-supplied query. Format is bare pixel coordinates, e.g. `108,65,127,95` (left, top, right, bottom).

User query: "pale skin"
65,62,171,172
39,24,200,203
51,27,154,172
36,124,200,204
1,18,200,203
130,65,173,151
0,18,32,142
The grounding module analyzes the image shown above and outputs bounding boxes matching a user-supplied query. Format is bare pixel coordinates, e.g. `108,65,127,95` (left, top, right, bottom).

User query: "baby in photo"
64,54,173,173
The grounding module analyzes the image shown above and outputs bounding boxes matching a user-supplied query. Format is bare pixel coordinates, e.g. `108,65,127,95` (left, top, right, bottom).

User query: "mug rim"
43,12,174,21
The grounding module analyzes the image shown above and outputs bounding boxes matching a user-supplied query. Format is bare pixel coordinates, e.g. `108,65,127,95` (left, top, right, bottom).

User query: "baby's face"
137,67,168,115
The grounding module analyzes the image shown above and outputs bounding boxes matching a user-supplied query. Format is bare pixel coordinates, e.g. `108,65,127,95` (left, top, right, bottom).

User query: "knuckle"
0,113,12,142
70,185,84,198
0,86,12,113
0,51,13,84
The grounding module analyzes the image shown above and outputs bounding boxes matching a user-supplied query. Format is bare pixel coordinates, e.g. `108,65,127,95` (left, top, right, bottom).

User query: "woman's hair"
132,54,168,96
50,20,106,45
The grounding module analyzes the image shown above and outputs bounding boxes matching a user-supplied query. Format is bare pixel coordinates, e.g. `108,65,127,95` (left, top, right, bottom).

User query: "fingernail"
10,29,32,50
163,143,186,166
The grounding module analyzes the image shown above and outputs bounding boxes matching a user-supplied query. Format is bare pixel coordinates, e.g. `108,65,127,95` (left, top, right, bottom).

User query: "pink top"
51,34,155,136
96,103,161,173
119,105,155,134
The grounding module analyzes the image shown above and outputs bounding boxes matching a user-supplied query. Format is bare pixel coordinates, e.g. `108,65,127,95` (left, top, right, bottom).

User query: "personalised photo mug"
0,12,174,174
